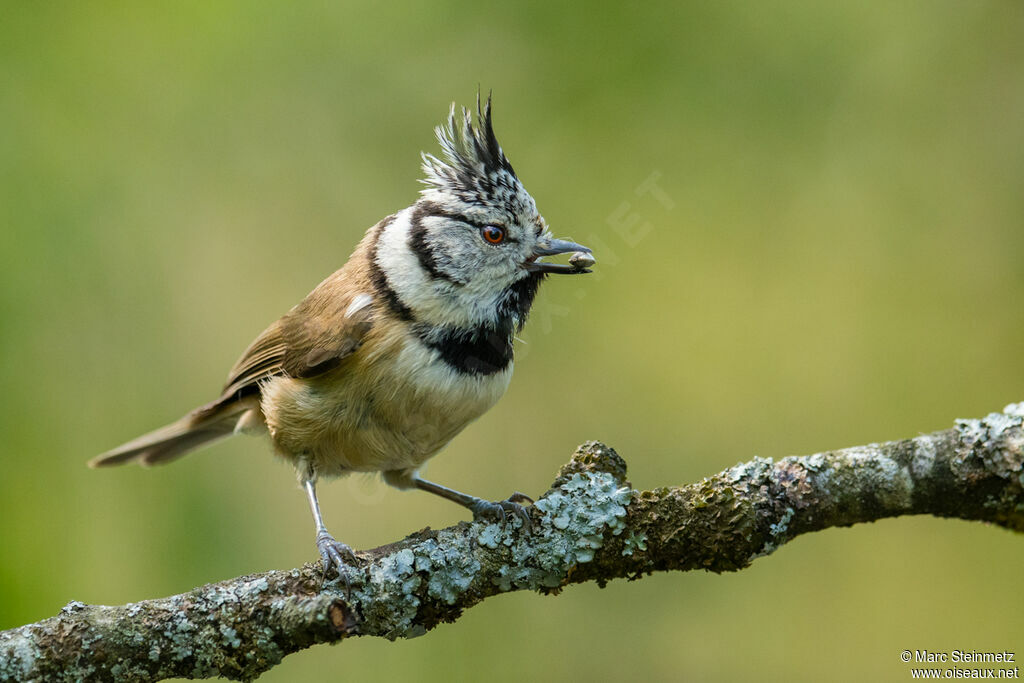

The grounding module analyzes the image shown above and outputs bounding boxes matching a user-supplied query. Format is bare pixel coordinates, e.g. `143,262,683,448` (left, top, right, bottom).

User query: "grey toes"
508,491,534,505
470,495,533,531
315,531,357,592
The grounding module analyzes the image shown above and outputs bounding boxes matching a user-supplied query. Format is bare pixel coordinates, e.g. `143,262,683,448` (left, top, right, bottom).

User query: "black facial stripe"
368,214,415,322
408,204,464,285
415,322,513,376
417,200,493,231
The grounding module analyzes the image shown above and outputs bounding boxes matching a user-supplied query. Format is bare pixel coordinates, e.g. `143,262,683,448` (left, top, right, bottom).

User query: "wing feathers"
221,280,375,399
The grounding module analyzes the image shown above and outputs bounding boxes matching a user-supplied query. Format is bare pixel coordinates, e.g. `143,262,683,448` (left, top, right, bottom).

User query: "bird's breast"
261,326,512,478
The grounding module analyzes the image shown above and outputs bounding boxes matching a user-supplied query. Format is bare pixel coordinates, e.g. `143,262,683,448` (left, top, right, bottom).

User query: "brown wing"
219,319,290,400
219,272,375,403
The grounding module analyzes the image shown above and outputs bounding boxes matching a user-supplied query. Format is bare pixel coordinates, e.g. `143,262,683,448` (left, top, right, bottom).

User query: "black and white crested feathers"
420,95,524,209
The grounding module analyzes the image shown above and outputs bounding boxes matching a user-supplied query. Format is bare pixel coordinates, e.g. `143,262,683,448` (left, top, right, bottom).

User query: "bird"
90,95,594,578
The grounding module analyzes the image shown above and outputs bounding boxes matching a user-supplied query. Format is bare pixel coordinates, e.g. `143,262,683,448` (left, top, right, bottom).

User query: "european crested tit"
91,96,594,576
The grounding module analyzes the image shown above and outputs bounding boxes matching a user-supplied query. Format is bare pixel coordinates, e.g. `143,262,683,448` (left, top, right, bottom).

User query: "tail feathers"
89,410,237,468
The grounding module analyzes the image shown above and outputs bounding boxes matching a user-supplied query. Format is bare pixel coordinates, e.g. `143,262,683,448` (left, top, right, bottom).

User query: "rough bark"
3,404,1023,682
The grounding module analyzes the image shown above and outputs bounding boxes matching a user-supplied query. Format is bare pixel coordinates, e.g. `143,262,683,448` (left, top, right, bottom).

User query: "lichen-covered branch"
3,404,1024,682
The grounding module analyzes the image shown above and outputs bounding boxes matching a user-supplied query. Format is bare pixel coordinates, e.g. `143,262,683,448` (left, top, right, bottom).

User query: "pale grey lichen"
343,471,634,638
495,471,632,587
621,531,647,556
751,506,797,559
60,600,86,615
956,409,1024,483
769,507,795,539
417,535,481,605
724,456,774,484
167,614,196,661
803,453,827,472
219,625,241,649
911,434,938,479
817,446,914,511
477,524,503,549
3,628,38,681
353,548,423,639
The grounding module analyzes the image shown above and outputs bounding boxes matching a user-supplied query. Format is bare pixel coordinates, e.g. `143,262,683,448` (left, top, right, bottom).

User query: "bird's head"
385,95,592,331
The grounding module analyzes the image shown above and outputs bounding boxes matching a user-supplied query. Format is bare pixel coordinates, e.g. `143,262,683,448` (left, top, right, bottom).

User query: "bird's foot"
469,492,533,530
316,529,357,592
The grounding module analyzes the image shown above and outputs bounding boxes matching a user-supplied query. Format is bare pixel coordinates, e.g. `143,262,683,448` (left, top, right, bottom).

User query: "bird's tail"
88,399,248,468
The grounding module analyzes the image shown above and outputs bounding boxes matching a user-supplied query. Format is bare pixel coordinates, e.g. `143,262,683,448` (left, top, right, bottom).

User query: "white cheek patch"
376,207,505,329
376,209,436,310
377,209,423,286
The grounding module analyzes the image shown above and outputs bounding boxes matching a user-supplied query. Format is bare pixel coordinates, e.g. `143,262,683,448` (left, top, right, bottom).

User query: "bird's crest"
420,94,519,201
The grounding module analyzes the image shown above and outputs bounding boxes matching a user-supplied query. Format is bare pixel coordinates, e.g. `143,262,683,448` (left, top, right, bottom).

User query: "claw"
316,529,357,595
469,494,533,531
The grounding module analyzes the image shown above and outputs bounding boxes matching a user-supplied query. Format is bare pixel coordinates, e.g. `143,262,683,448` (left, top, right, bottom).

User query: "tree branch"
3,404,1023,682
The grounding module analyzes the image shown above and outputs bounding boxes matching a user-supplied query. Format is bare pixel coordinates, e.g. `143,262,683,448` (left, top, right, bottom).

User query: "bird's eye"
482,226,506,244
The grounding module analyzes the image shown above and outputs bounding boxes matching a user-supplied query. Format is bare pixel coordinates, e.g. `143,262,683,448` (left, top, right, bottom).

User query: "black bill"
526,238,595,274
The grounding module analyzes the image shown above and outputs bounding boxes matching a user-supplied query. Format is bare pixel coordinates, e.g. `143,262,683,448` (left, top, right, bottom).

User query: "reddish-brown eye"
482,226,506,244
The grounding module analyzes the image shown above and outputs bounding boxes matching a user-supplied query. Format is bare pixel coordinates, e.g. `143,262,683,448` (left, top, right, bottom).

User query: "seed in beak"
569,251,596,270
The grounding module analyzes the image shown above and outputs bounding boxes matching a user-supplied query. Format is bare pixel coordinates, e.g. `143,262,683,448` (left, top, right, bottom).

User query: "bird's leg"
303,477,356,583
411,475,533,529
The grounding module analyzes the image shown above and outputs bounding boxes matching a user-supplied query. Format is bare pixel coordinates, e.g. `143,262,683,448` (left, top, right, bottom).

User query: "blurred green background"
2,2,1023,681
